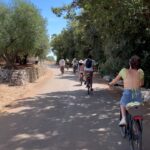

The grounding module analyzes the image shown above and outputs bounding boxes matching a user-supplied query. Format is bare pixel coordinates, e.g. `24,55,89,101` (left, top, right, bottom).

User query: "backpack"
85,58,92,68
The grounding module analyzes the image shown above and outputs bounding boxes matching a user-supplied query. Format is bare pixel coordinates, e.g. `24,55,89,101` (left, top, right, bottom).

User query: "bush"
99,57,124,77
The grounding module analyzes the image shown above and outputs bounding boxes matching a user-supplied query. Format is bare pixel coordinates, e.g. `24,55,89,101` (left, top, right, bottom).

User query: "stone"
103,75,112,82
141,89,150,103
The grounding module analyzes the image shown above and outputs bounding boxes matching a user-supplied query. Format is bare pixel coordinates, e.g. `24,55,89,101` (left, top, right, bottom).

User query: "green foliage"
0,0,50,67
51,0,150,87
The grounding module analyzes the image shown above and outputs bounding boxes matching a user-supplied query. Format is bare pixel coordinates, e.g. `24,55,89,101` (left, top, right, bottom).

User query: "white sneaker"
119,118,127,126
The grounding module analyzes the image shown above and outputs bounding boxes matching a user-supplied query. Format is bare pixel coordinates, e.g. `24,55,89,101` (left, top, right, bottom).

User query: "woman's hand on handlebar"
108,82,113,88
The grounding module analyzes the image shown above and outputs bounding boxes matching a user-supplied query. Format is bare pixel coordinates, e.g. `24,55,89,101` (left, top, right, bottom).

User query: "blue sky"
2,0,73,36
31,0,73,36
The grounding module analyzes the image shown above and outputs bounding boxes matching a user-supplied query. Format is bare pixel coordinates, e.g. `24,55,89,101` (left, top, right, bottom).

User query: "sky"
2,0,73,36
31,0,73,37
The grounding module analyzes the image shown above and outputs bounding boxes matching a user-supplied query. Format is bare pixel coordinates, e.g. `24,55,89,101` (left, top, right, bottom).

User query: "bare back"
124,69,141,89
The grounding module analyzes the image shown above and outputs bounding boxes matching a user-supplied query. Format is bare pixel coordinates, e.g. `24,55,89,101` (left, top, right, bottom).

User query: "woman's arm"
140,79,144,87
109,74,121,85
139,69,144,87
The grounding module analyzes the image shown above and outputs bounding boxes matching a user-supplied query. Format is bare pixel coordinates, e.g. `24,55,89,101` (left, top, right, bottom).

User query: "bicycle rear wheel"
60,67,64,74
87,84,90,95
80,74,83,86
129,120,142,150
80,78,83,85
86,80,90,95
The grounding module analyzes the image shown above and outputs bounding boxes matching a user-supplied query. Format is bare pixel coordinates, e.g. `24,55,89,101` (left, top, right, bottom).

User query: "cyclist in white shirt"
59,58,65,74
84,55,95,91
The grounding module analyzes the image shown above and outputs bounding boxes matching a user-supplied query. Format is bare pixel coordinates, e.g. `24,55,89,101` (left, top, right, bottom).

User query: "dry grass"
0,67,53,111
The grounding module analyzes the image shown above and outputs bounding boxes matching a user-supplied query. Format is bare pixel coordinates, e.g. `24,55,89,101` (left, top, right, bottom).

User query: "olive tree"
0,0,50,67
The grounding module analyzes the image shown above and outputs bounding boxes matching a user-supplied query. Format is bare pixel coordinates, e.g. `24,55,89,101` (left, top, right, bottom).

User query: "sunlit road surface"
0,64,149,150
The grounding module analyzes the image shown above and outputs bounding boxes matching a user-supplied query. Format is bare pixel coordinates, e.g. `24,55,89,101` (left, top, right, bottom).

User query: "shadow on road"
0,89,149,150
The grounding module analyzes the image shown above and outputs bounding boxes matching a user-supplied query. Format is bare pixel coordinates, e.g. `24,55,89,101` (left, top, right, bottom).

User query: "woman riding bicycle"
84,55,96,91
109,55,144,126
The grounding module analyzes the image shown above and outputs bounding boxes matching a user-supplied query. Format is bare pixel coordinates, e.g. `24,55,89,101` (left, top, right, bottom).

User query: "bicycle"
80,73,84,86
60,66,64,75
85,72,93,95
119,102,143,150
73,65,78,74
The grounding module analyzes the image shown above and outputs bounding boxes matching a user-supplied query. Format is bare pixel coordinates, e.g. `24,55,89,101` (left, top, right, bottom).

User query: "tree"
0,0,50,67
51,0,150,86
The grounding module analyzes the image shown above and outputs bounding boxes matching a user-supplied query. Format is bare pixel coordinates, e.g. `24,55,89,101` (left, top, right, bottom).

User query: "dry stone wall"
0,65,46,86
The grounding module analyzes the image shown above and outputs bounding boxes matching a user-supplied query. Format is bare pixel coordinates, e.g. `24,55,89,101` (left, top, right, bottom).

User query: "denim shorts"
120,89,143,106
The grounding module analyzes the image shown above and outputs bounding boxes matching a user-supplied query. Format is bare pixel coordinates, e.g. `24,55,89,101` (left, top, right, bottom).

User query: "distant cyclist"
109,55,144,126
72,58,78,73
84,55,96,91
59,58,65,74
66,58,70,70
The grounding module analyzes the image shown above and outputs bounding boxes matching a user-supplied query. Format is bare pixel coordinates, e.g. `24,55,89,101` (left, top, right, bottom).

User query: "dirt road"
0,64,149,150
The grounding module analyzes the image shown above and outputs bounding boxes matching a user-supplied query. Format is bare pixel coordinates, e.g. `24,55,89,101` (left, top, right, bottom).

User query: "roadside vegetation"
0,0,50,68
50,0,150,87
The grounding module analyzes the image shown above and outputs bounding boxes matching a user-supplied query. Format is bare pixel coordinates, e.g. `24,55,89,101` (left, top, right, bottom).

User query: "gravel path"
0,64,149,150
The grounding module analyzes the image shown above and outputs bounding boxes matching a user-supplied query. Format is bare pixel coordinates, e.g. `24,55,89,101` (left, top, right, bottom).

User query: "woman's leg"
119,105,127,125
120,105,126,118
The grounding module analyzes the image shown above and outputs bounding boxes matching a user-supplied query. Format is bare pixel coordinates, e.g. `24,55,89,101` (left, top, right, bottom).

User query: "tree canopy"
0,0,50,67
50,0,150,87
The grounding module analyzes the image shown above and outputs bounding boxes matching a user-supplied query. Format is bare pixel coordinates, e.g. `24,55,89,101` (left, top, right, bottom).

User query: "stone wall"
0,65,46,86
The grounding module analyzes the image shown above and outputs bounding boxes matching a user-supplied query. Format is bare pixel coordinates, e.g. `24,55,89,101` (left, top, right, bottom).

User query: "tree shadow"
0,89,149,150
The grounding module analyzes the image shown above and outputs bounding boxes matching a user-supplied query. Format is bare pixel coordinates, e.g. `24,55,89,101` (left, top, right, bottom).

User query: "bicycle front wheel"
129,120,142,150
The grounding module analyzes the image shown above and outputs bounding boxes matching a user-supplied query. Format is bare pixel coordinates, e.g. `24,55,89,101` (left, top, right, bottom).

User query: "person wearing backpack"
84,55,96,91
